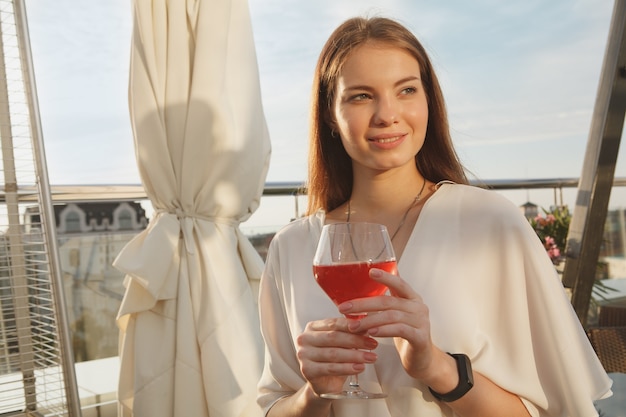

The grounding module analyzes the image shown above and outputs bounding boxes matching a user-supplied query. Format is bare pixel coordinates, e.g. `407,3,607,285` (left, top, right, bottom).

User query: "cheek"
336,111,363,139
337,118,365,159
338,124,358,152
408,106,429,135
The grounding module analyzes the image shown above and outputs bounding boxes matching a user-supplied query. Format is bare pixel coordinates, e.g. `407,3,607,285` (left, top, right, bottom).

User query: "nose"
372,96,398,126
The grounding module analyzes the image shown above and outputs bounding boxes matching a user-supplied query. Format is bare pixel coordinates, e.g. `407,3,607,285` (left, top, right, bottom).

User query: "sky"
21,0,623,228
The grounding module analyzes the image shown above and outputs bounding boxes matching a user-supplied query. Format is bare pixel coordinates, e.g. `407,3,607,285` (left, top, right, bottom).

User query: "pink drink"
313,260,396,318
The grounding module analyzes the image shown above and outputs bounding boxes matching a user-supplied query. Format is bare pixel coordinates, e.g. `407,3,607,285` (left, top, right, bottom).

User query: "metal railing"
0,176,614,203
0,178,623,416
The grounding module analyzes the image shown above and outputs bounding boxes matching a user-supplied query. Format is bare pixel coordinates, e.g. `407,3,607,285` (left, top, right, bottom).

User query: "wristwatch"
428,353,474,402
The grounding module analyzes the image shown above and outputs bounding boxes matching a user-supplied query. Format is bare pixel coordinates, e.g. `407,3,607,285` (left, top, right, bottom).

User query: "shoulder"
272,210,322,240
437,183,519,211
267,210,323,255
433,183,529,228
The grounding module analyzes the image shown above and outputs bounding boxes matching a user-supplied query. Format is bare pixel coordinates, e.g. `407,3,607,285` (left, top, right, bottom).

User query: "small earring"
331,129,338,138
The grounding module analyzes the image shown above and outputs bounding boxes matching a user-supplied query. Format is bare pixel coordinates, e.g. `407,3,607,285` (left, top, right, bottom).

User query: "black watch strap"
429,353,474,402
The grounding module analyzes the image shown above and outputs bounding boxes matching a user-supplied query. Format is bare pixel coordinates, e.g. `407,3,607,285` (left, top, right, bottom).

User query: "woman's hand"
295,316,380,397
337,268,436,381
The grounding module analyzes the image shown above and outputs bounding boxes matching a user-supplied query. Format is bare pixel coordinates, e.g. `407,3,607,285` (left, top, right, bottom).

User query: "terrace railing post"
13,0,82,414
0,4,37,409
562,0,626,326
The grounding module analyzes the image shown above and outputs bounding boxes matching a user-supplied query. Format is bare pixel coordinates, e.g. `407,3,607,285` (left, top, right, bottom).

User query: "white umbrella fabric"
114,0,270,416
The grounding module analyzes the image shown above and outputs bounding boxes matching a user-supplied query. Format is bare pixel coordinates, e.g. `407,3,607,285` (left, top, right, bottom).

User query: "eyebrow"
343,75,421,92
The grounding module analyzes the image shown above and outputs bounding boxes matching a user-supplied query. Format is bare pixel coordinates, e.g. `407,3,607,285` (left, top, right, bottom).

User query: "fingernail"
367,327,379,337
338,302,352,313
348,320,361,331
364,352,377,363
364,337,378,349
370,268,382,278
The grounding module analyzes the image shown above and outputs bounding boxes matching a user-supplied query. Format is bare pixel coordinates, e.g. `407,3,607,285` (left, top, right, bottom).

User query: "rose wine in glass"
312,222,397,399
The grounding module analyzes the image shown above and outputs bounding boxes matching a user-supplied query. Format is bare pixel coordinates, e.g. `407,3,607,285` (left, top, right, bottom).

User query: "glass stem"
348,374,360,390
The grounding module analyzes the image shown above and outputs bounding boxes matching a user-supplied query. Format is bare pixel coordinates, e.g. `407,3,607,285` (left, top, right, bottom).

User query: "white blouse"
257,183,612,416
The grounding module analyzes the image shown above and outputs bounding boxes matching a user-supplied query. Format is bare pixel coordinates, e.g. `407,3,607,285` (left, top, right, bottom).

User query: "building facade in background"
25,202,148,362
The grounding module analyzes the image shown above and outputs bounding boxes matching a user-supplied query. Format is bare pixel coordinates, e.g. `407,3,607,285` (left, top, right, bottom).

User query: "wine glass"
312,222,397,399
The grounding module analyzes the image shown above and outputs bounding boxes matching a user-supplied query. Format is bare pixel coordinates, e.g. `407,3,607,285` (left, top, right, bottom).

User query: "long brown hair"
306,16,468,214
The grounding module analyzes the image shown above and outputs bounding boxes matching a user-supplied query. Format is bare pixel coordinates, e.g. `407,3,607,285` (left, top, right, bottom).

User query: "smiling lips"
368,133,406,144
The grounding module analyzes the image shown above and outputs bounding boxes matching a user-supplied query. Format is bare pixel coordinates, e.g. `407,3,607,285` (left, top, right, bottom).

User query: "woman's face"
331,41,428,176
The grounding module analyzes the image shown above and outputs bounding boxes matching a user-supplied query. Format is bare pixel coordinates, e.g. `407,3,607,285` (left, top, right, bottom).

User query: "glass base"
320,389,387,400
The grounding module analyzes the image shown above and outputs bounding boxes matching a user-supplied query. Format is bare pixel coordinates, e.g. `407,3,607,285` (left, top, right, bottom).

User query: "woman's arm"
341,268,531,417
420,349,530,417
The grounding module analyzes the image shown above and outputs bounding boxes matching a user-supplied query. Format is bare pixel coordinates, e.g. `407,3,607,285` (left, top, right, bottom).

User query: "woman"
257,16,611,417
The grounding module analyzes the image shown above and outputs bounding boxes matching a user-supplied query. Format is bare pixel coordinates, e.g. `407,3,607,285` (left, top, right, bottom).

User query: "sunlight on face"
332,41,429,175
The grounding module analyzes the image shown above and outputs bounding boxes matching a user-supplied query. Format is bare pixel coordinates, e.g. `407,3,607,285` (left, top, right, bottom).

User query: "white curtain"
114,0,270,416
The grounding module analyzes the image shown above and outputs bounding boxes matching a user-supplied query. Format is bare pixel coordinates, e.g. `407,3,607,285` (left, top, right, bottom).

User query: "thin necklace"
346,178,427,241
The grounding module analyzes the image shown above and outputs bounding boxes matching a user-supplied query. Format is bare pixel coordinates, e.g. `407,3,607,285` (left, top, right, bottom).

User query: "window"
65,212,81,233
118,210,133,230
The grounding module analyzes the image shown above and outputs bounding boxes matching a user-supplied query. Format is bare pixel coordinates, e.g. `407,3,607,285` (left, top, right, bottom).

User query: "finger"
344,309,420,335
338,291,419,317
369,268,419,299
306,317,347,332
364,321,429,342
338,296,395,317
298,344,378,366
300,357,366,380
297,342,379,382
298,328,379,350
305,317,361,335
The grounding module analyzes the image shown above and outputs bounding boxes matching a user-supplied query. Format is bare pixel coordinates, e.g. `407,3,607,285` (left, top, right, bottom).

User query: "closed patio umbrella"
113,0,270,416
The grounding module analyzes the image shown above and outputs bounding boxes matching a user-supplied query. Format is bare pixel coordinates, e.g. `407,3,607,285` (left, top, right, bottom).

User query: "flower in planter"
528,205,617,303
544,236,561,264
530,206,571,265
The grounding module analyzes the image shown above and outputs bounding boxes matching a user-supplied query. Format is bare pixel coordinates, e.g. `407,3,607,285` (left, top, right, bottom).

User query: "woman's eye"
400,86,417,95
350,93,370,101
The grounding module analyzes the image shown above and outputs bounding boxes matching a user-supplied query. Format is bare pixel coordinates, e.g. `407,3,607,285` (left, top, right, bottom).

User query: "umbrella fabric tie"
155,208,239,256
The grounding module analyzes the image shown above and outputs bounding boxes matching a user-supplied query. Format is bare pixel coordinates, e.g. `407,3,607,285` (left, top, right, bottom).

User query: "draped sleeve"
410,183,612,416
256,213,325,414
